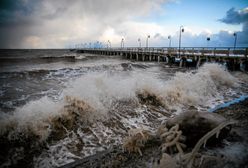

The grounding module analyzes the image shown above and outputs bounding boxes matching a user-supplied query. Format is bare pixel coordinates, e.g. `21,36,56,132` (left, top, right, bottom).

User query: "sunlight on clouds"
99,27,122,45
23,36,45,48
0,0,247,48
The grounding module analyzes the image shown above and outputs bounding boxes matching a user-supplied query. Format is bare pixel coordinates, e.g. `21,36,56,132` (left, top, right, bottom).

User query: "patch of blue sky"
133,0,247,33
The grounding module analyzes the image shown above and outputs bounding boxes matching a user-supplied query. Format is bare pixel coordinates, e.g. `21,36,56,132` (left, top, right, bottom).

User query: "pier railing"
78,47,248,58
75,47,248,71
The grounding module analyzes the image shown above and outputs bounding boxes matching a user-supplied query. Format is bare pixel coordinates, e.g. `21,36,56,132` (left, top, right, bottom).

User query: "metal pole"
138,38,141,48
179,26,184,57
146,37,148,48
207,37,210,48
146,35,150,49
168,35,171,48
108,40,111,48
121,38,124,49
233,33,237,50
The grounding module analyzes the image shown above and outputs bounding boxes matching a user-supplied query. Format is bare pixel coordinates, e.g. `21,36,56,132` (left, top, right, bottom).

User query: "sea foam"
0,63,237,142
0,63,239,167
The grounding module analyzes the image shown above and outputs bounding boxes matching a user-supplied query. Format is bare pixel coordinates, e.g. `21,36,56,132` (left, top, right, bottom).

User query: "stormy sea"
0,49,248,167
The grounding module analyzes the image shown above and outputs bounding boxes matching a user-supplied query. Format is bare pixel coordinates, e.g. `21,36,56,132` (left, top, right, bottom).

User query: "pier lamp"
138,38,141,48
96,41,99,49
108,40,111,48
207,37,210,48
178,26,184,57
233,33,237,50
168,35,171,48
146,35,150,49
121,38,124,49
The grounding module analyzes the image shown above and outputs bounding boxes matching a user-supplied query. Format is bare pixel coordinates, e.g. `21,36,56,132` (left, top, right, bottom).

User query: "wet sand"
61,98,248,168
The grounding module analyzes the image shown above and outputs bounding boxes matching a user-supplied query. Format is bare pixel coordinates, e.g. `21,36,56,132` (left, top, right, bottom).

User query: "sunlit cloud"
0,0,247,48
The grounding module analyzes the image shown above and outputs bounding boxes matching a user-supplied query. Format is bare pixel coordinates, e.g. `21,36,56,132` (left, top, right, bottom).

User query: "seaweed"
158,124,186,155
122,128,154,156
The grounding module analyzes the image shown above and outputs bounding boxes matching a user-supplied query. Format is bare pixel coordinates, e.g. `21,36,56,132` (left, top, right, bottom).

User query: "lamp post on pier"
178,25,184,57
233,33,237,50
138,38,141,48
108,40,111,48
168,35,171,48
207,37,210,48
121,38,124,49
96,41,99,49
146,35,150,50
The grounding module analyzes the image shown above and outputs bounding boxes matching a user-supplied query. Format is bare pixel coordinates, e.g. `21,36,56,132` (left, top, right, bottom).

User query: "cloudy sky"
0,0,247,49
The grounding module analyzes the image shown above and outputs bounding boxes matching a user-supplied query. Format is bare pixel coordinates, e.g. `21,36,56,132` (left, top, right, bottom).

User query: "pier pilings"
77,47,248,71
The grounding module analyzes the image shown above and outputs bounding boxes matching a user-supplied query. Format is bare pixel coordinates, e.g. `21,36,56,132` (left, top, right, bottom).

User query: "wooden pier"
77,47,248,71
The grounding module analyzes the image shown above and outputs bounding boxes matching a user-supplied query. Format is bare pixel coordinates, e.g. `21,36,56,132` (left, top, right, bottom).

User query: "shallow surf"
0,50,247,167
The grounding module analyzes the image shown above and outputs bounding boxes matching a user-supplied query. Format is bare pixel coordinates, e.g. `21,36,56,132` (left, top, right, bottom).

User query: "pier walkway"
77,47,248,70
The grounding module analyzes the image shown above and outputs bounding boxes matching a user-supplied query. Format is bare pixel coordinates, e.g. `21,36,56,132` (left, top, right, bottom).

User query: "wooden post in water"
197,56,201,68
179,58,183,67
202,47,204,57
245,48,248,58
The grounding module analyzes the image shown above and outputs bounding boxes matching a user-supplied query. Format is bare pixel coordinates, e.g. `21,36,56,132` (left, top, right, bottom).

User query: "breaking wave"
0,63,239,167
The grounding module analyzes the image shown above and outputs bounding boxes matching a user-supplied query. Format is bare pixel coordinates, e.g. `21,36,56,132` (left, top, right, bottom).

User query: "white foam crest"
0,63,237,142
63,71,158,112
0,63,240,168
154,63,237,108
199,63,237,87
61,63,237,115
0,97,62,141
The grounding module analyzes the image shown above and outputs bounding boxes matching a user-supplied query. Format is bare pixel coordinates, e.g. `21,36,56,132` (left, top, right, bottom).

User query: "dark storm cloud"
219,7,248,24
0,0,169,48
0,0,41,48
0,1,246,49
218,7,248,47
0,0,38,24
